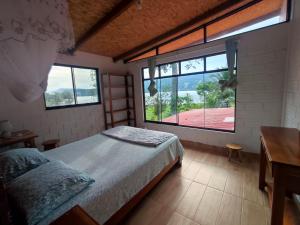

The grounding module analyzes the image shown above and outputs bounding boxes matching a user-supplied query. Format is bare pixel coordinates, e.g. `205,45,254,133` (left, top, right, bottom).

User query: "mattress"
38,133,184,225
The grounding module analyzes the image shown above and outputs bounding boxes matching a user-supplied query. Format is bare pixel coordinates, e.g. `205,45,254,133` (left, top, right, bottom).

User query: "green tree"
90,70,97,88
196,71,235,108
177,93,193,112
61,90,74,104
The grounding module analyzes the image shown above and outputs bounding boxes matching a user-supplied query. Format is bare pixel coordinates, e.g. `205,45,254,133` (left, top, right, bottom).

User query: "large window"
44,64,100,109
142,52,236,132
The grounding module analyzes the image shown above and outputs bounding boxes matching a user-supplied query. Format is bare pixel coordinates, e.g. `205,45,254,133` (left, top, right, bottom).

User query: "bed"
1,127,184,225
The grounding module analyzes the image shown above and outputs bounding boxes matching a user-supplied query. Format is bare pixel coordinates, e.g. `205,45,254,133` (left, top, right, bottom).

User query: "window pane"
206,0,287,41
203,72,235,131
73,68,99,104
143,67,159,79
144,79,161,121
206,54,227,71
160,63,179,77
158,29,204,54
160,77,177,123
45,66,75,107
181,58,204,74
177,74,204,127
211,16,282,41
128,49,156,62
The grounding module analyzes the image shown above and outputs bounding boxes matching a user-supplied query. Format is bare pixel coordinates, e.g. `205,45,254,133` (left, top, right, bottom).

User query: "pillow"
0,148,49,184
7,160,95,225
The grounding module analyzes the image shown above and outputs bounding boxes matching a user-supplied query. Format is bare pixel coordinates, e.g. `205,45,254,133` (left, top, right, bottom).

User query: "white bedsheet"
38,133,184,225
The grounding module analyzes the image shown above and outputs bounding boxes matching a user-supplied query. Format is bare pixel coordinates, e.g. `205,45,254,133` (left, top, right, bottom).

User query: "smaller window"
44,65,100,109
160,63,179,77
128,49,156,62
143,67,159,79
158,29,204,54
206,54,228,71
73,68,99,104
180,58,204,74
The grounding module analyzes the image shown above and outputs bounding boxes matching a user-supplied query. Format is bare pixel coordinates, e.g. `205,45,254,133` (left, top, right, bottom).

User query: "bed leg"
176,160,182,168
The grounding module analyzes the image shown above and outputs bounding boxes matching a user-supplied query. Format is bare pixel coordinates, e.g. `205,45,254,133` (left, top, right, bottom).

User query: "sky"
46,66,96,93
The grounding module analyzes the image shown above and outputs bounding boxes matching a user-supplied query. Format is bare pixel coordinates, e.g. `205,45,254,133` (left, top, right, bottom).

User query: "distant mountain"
178,75,203,91
144,75,204,92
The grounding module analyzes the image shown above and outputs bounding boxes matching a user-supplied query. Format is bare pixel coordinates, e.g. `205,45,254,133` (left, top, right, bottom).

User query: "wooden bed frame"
104,156,180,225
0,156,181,225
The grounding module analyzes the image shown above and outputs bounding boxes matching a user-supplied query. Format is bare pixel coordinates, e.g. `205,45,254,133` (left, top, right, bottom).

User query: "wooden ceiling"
67,0,283,61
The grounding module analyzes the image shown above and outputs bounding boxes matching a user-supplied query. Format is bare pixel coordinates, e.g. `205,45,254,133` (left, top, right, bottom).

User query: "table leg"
228,149,232,161
270,168,285,225
259,141,267,190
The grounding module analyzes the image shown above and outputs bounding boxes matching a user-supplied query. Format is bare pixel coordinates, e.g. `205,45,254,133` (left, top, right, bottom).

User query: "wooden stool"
42,139,60,151
226,143,242,162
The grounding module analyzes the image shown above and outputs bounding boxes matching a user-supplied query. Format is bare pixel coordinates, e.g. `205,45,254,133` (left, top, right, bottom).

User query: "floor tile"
176,182,206,219
216,193,242,225
194,187,223,225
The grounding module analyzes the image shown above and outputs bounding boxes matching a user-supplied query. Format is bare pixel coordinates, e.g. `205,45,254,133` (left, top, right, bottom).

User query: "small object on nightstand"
226,143,242,162
0,120,13,138
50,205,100,225
42,139,60,151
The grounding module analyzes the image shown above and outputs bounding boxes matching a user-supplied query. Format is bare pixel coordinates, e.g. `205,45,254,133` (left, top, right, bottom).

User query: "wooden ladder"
101,73,136,129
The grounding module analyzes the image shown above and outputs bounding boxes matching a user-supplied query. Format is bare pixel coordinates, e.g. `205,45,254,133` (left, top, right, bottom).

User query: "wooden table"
0,130,38,148
259,126,300,225
50,205,100,225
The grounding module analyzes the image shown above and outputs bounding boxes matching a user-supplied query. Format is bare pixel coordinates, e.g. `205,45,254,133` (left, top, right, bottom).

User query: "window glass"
177,74,204,127
203,72,235,131
158,29,204,54
160,63,179,77
44,65,100,109
144,79,161,121
160,77,177,123
128,49,156,62
73,68,99,104
206,54,227,71
142,52,236,132
206,0,287,42
45,66,75,107
210,16,282,41
143,67,159,79
181,58,204,74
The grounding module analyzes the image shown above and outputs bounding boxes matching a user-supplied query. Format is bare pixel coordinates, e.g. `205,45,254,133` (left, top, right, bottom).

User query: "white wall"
128,24,289,153
282,0,300,129
0,51,128,149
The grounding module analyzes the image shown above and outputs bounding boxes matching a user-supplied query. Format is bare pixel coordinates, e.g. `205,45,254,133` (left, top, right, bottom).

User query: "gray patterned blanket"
102,126,175,147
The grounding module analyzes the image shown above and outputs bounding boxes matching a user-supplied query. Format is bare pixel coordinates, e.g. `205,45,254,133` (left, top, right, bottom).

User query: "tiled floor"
123,147,271,225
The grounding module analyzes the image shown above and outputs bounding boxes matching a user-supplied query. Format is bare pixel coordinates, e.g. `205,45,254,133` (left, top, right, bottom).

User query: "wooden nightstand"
0,130,38,148
42,139,60,151
50,205,100,225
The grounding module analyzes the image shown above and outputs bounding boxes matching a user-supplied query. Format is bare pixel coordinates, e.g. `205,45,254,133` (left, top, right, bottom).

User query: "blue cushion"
7,160,95,225
0,148,49,183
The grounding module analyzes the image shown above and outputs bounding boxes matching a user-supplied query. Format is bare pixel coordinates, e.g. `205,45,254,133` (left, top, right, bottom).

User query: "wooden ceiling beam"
113,0,252,62
70,0,136,53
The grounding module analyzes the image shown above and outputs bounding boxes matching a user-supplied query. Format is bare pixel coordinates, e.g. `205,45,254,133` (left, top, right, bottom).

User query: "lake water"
76,96,98,103
145,91,203,103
